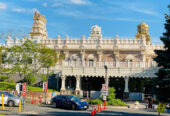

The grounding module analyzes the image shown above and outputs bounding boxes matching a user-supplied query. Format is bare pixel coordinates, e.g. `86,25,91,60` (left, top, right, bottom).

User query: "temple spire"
135,22,151,44
29,10,48,41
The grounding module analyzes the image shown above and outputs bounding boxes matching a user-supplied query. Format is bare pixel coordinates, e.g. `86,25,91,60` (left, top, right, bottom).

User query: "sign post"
43,82,48,104
101,84,108,109
21,83,26,112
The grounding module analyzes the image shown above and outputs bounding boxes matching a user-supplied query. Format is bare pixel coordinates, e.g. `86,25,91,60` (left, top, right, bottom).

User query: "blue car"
51,95,89,110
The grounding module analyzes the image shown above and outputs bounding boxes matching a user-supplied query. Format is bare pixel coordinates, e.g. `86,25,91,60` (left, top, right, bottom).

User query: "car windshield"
5,92,15,97
71,96,81,101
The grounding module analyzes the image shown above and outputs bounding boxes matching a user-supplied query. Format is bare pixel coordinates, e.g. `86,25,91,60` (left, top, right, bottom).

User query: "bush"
0,75,8,82
107,87,116,100
89,99,104,105
88,87,126,106
107,99,126,106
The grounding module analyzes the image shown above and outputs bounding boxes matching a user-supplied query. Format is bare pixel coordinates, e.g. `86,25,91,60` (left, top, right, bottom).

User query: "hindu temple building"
5,11,164,99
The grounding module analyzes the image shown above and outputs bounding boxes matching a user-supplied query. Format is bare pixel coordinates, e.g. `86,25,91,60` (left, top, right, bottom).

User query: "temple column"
97,50,102,67
115,54,119,67
75,75,81,96
113,50,119,67
124,77,129,92
98,54,102,62
76,75,81,91
123,77,129,99
61,75,66,91
80,51,85,66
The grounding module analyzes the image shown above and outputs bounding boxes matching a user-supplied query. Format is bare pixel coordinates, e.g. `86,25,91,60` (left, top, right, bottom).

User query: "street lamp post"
104,65,108,109
104,65,108,85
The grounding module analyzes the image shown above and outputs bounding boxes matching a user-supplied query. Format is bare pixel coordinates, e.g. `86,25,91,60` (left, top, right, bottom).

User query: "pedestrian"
148,96,153,111
6,89,8,92
51,90,56,98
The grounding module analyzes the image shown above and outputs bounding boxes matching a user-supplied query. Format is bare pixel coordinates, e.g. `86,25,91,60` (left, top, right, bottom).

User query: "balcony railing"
62,61,157,68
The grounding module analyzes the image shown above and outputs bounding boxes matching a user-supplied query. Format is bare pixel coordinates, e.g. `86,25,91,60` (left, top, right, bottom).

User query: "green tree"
153,8,170,102
8,39,38,84
39,46,64,81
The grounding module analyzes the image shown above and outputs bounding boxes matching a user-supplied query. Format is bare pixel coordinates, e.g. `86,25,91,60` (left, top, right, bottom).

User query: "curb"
89,105,129,109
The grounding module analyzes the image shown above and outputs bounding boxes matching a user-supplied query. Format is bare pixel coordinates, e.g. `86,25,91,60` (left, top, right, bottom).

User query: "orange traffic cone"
100,104,103,111
94,107,97,114
91,109,94,116
31,96,35,104
35,97,37,104
97,104,100,112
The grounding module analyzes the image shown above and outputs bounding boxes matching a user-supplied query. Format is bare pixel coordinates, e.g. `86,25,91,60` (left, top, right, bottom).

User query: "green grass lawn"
0,82,58,92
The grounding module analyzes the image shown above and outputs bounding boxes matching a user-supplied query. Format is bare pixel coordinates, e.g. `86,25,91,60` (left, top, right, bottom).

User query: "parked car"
51,95,89,110
0,91,21,107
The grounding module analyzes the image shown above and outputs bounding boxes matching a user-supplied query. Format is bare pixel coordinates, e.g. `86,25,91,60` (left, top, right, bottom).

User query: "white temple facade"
5,11,164,99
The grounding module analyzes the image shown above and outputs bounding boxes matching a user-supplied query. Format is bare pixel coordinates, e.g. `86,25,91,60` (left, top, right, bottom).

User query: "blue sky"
0,0,169,44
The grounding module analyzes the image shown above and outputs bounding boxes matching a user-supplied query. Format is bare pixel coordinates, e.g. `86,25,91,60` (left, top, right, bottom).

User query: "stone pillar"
76,75,81,91
124,77,129,92
98,54,102,62
115,55,119,67
81,53,85,66
64,50,69,61
123,77,129,99
61,75,66,91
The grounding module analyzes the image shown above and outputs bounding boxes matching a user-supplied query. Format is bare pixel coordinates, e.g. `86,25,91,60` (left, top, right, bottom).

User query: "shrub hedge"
89,87,127,106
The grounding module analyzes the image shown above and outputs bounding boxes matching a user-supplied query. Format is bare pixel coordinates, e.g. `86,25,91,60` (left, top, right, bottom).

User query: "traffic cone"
100,104,103,111
35,97,37,104
91,109,94,116
31,96,35,104
97,104,100,112
94,107,97,114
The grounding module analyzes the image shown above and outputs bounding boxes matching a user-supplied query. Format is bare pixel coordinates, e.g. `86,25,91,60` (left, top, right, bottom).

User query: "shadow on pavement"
28,110,158,116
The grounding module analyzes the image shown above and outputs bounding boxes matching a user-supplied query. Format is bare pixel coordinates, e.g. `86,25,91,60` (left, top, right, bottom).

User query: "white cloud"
12,8,37,14
69,0,89,5
108,1,160,17
51,3,63,7
127,3,159,16
42,2,48,7
55,9,148,22
12,8,26,13
51,0,91,7
0,2,7,10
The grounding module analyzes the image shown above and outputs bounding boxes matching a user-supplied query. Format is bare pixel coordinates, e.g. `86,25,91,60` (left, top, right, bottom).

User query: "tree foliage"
4,39,64,85
39,45,64,81
153,8,170,102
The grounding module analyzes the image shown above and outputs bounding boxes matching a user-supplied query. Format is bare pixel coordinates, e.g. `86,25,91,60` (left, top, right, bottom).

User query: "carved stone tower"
89,25,102,39
135,22,151,44
29,10,48,41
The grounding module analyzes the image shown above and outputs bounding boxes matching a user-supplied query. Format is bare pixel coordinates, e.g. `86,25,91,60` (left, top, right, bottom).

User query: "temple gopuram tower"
29,10,48,42
135,22,151,44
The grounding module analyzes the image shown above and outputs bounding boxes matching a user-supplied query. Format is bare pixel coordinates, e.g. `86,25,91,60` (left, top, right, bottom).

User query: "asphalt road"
0,104,169,116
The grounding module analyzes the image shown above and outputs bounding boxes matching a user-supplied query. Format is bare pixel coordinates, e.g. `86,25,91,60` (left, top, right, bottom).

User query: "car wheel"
71,104,75,110
52,102,57,108
8,101,14,107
